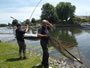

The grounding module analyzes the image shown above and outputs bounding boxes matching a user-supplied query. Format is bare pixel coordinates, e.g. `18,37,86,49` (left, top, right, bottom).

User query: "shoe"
36,64,43,68
19,56,22,59
41,63,44,66
49,66,52,68
23,56,27,59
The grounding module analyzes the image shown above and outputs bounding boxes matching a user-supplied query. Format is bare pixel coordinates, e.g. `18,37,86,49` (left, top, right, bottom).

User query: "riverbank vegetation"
84,18,90,22
0,24,7,27
0,42,58,68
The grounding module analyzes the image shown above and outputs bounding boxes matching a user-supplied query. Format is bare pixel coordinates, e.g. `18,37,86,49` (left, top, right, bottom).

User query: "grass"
0,42,58,68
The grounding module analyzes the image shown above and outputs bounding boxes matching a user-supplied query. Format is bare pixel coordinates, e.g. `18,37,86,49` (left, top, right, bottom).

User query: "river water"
0,27,90,68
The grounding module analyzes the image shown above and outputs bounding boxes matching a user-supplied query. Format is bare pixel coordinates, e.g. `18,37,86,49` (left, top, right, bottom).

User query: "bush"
0,24,7,27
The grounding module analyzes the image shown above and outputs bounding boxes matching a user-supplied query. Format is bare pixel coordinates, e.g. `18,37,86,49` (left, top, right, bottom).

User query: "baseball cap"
42,20,48,23
16,24,21,27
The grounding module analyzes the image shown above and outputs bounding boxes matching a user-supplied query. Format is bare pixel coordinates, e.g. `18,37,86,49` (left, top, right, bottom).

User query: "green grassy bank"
0,42,58,68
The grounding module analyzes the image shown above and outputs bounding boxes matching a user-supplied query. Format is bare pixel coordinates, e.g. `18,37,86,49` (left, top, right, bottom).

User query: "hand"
25,25,29,32
45,21,53,28
45,21,50,25
44,35,49,38
37,34,48,38
26,25,29,28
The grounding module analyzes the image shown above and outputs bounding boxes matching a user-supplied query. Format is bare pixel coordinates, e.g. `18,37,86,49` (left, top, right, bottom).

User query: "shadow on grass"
32,64,43,68
6,58,21,62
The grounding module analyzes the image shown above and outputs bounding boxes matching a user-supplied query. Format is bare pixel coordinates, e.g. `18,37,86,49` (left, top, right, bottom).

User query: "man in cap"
16,24,28,59
38,20,53,68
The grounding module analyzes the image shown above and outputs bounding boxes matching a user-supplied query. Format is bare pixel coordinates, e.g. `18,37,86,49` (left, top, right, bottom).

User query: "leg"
19,46,22,58
17,41,23,58
22,42,26,58
43,50,49,68
41,42,49,68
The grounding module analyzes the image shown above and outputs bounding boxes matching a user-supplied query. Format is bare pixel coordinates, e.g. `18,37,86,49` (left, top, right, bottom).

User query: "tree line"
41,2,83,24
11,2,83,26
11,18,37,26
0,24,8,27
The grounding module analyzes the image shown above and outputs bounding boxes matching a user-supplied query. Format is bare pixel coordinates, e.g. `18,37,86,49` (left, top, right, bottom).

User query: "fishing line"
10,16,21,23
29,0,42,21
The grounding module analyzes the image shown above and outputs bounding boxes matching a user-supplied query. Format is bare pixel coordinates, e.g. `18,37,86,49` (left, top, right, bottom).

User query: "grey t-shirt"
38,26,50,43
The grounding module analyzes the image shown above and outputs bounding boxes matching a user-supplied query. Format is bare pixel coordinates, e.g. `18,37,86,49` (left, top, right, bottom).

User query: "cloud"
0,0,90,24
75,3,90,16
41,0,63,6
0,0,40,8
0,7,41,24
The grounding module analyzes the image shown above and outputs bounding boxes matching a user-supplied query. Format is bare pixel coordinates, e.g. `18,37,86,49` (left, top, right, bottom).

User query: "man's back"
16,29,25,42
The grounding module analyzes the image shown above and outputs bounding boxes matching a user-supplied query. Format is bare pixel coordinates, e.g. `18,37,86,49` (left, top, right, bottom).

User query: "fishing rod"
10,16,36,32
10,16,21,23
10,15,83,64
9,0,42,42
29,0,42,21
50,37,83,64
11,0,42,26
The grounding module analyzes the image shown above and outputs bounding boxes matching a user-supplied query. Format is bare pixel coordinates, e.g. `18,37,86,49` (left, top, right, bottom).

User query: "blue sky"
0,0,90,24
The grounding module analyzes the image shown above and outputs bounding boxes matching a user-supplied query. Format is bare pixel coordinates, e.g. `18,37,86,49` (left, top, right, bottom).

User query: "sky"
0,0,90,24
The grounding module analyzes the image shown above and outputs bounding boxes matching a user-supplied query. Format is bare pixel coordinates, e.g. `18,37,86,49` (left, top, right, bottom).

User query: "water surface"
0,27,90,67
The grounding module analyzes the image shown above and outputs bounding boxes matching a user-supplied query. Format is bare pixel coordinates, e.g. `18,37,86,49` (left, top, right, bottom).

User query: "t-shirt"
38,26,50,43
16,29,25,42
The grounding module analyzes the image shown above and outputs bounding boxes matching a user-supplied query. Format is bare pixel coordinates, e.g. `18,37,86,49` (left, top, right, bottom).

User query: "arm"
25,25,29,33
45,21,53,28
37,33,48,38
37,27,49,38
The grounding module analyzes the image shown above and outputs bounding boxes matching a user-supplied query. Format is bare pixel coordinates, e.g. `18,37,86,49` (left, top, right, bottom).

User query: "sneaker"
49,66,52,68
23,56,27,59
19,56,22,59
36,64,43,68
